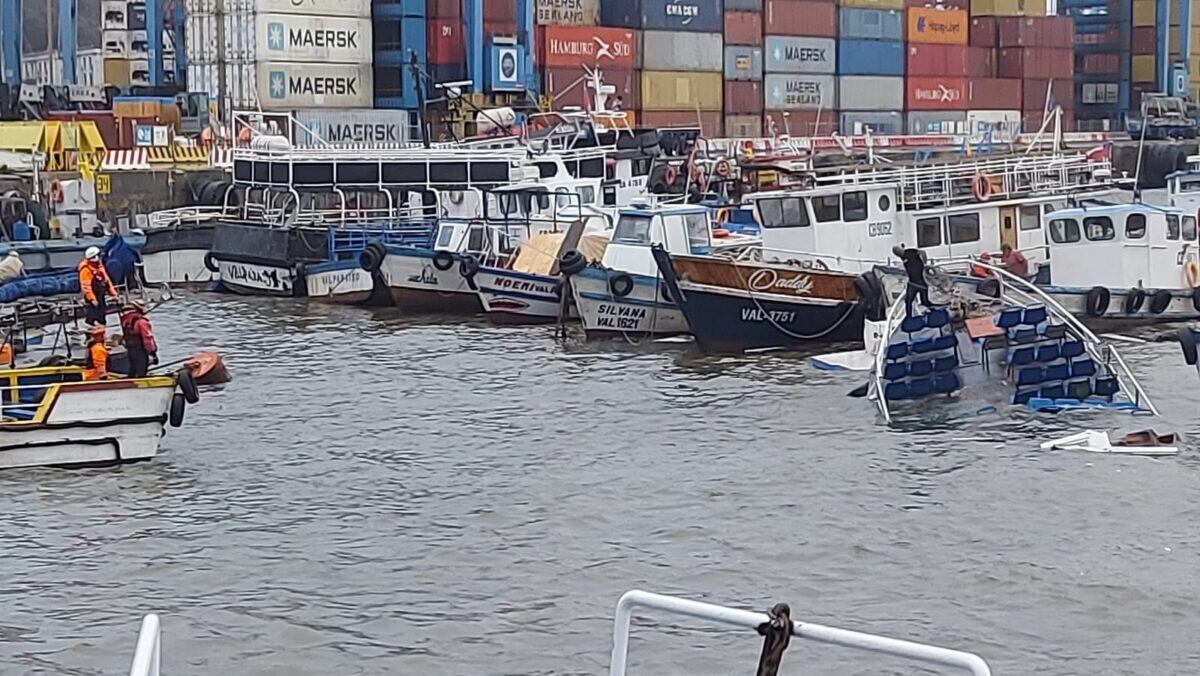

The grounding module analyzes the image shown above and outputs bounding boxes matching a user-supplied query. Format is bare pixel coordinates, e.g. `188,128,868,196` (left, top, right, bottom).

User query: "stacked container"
426,0,466,89
100,1,148,86
986,16,1073,131
724,0,765,136
540,26,639,113
763,0,838,136
374,0,425,109
904,6,970,133
837,0,905,134
603,0,725,134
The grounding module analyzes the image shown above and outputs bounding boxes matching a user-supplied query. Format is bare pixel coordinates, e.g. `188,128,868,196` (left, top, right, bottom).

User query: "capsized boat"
0,365,195,470
869,260,1157,423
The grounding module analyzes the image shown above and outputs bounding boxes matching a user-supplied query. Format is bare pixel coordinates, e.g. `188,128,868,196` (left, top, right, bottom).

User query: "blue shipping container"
373,0,425,18
600,0,723,33
838,7,903,42
372,15,426,108
837,39,904,76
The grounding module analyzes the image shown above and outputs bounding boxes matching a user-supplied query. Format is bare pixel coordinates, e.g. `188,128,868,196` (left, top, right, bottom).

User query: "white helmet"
85,246,101,261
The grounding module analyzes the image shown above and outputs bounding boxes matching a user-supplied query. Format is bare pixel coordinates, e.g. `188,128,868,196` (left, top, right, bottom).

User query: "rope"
755,603,792,676
730,261,858,341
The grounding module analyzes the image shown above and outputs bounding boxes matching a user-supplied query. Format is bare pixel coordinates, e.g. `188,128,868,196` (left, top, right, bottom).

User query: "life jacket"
83,342,108,380
77,260,117,303
121,311,156,354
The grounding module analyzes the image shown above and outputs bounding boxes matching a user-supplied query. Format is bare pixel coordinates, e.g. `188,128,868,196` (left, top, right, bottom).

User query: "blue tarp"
102,234,142,287
0,269,78,303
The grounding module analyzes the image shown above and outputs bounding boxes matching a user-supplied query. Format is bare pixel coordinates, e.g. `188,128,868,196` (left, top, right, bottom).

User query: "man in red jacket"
120,300,158,378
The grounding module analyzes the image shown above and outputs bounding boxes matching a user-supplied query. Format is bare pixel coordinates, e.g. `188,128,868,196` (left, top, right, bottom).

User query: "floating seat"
933,355,958,372
1013,388,1039,405
1035,344,1060,363
1022,305,1048,326
900,315,925,333
934,373,960,393
1042,324,1068,340
1040,383,1066,399
885,343,909,361
1012,327,1039,343
995,308,1023,329
883,363,907,381
885,381,909,400
1070,358,1097,378
925,308,950,329
1043,363,1070,382
1066,379,1092,400
910,338,936,354
908,378,933,397
1016,366,1043,387
1009,346,1036,366
932,334,956,351
1094,376,1120,398
1060,341,1085,359
908,359,934,377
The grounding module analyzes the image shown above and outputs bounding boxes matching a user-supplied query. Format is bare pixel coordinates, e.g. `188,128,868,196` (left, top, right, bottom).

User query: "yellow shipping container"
1133,0,1156,26
1169,0,1200,27
907,7,968,44
838,0,905,9
970,0,1047,16
103,58,131,87
1132,54,1157,82
640,71,723,111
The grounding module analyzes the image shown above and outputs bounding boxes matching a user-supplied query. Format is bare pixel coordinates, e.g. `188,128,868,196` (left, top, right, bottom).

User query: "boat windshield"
613,214,654,245
685,213,711,253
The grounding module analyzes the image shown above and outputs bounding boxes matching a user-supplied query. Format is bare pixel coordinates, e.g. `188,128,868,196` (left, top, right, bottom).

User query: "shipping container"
536,0,599,25
640,70,723,109
764,73,837,109
838,0,905,9
1079,53,1119,73
726,0,764,8
905,76,967,110
255,14,371,63
104,57,131,86
427,0,459,18
1079,82,1119,105
969,0,1046,14
639,110,724,133
725,45,765,80
1022,78,1074,111
725,114,763,136
840,110,904,133
1131,26,1157,54
764,36,836,74
839,7,904,41
1133,0,1156,26
967,46,993,77
483,0,516,22
255,0,370,17
996,47,1072,79
427,19,465,65
906,0,967,9
906,43,967,76
256,62,372,108
539,25,637,69
725,80,765,113
763,109,836,135
906,110,967,133
724,11,763,45
600,0,724,33
75,49,104,88
293,108,412,145
969,16,997,46
966,109,1021,134
642,31,723,71
996,16,1073,47
838,75,904,110
906,7,968,44
765,0,838,37
838,39,905,75
966,77,1020,108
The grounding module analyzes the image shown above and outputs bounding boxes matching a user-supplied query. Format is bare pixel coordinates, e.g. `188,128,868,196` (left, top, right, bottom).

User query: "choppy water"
2,292,1200,675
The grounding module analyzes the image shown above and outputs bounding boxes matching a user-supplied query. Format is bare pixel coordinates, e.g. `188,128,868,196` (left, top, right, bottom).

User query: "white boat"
139,206,221,286
0,365,191,469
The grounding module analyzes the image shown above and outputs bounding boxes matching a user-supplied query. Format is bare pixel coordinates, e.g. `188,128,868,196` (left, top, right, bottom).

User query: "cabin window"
843,191,868,222
1083,216,1114,241
555,189,573,210
916,217,942,247
878,194,891,211
612,215,653,245
1048,218,1081,243
812,195,841,223
535,192,551,212
1167,215,1181,240
781,197,809,227
1185,216,1198,241
757,199,782,228
466,225,488,252
498,193,519,216
1125,213,1146,239
1020,206,1041,231
685,213,711,252
576,185,595,205
948,213,981,244
435,225,456,248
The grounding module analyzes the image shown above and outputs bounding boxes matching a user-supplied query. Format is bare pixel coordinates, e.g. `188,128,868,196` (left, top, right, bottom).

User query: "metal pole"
57,0,76,84
127,614,161,676
0,0,21,87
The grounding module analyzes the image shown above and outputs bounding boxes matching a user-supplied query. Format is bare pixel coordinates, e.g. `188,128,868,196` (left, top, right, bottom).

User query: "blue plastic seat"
885,343,908,360
1094,376,1120,398
1060,341,1085,359
884,381,909,401
910,338,936,354
1010,346,1036,366
995,308,1023,329
1013,388,1038,405
1070,358,1097,378
1042,323,1068,340
1016,366,1043,387
883,363,908,381
900,315,925,333
934,373,960,393
932,334,956,351
933,355,957,372
924,308,950,329
1066,379,1092,400
908,359,934,377
1022,305,1048,326
1040,383,1066,399
1035,344,1060,363
1044,363,1070,382
1012,327,1039,343
907,378,934,397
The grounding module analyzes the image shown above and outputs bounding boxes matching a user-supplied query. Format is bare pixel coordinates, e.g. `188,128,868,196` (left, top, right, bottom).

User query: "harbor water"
2,292,1200,674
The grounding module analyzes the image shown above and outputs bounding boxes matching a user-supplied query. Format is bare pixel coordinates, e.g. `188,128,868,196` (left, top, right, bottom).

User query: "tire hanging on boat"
976,278,1001,299
1191,286,1200,312
458,254,480,280
169,393,187,428
177,369,200,404
359,242,386,272
558,250,586,276
609,273,634,297
1124,288,1147,314
203,251,220,273
1179,326,1199,365
432,251,455,271
1149,289,1172,314
1086,286,1110,317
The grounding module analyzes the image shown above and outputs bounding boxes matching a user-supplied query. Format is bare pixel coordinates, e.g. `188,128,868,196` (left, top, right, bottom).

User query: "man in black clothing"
893,245,935,317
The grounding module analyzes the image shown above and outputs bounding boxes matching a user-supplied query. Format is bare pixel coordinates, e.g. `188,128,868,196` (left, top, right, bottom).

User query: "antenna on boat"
410,52,431,149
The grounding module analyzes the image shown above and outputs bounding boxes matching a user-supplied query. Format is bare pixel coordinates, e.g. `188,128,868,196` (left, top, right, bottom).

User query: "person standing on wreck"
893,245,937,317
77,246,120,326
120,300,158,378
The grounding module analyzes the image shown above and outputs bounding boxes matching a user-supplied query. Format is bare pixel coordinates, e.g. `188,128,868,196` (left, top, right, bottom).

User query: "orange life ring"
712,228,730,238
714,207,730,224
49,181,64,203
1185,260,1200,287
714,159,732,177
971,172,993,201
664,167,678,185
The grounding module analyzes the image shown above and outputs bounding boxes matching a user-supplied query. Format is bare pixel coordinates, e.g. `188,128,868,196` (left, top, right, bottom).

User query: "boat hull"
476,267,571,324
379,247,482,313
141,249,214,286
304,260,385,306
1044,285,1200,323
217,259,300,297
571,267,687,338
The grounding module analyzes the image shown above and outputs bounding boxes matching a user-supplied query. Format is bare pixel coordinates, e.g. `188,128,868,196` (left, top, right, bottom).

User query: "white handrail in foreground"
610,590,991,676
128,614,160,676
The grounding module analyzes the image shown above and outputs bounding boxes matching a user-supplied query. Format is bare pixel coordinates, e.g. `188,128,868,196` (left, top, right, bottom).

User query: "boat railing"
127,614,160,676
873,293,907,424
610,590,991,676
146,206,227,230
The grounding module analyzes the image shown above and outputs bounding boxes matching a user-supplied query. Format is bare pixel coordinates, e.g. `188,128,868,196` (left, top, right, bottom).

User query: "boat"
0,364,194,469
869,260,1156,424
139,206,222,286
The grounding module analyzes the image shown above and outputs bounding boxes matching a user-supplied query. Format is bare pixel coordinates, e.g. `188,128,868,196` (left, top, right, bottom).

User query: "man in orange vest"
83,325,109,380
78,246,119,326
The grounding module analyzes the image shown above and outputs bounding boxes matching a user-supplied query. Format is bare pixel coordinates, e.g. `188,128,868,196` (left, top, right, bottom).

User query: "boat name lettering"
596,302,645,329
225,262,289,290
746,268,813,295
319,270,363,289
407,267,440,286
495,277,554,295
867,221,893,237
741,307,797,323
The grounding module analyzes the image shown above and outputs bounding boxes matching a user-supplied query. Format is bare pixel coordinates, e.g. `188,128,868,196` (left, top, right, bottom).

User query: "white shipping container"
188,61,260,109
837,76,903,111
75,49,104,87
224,0,369,18
21,53,62,86
966,110,1021,134
255,14,371,64
536,0,599,25
256,62,372,109
294,109,412,146
640,31,723,72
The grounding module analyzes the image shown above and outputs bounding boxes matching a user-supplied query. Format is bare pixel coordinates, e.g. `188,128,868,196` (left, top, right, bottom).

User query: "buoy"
185,351,230,385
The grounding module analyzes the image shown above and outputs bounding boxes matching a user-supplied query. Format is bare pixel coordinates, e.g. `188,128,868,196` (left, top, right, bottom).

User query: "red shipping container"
1022,78,1074,112
905,76,968,110
544,67,640,110
765,0,837,38
1132,26,1157,55
967,46,995,77
996,17,1043,47
907,0,968,9
997,47,1072,79
763,109,837,136
967,78,1021,109
539,26,638,69
427,0,459,19
485,20,516,37
725,11,763,45
427,19,465,65
483,0,515,22
969,17,997,47
725,81,764,114
639,110,724,135
47,111,119,148
1080,53,1119,73
907,43,969,76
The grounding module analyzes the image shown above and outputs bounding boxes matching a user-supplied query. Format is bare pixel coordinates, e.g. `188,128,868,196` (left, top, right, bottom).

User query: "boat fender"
1178,326,1199,366
852,273,884,322
1192,286,1200,313
1085,286,1110,317
169,392,187,428
609,273,634,298
358,242,386,272
203,251,220,273
558,250,586,277
1185,260,1200,287
714,158,732,178
976,278,1001,299
1124,288,1147,314
459,254,480,280
1150,289,1172,314
432,251,455,271
177,368,200,404
293,262,307,284
659,280,673,303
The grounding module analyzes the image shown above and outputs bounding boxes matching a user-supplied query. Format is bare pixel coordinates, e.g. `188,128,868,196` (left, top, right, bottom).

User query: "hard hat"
85,246,101,261
125,299,147,312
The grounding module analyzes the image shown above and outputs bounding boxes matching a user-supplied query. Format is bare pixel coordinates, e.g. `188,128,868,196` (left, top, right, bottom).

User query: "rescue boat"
0,365,194,470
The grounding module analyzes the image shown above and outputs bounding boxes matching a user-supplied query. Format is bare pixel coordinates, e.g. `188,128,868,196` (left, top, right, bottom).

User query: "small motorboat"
1041,429,1179,456
0,365,196,470
869,260,1157,423
185,350,230,385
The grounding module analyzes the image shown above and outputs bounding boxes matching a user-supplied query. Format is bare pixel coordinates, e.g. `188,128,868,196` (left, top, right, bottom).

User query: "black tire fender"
1086,286,1110,317
169,392,187,428
1124,287,1147,314
1191,286,1200,313
609,273,634,298
432,251,455,271
177,368,200,404
359,242,386,272
1179,326,1199,366
1150,289,1173,314
458,254,480,279
976,278,1001,298
558,250,586,276
203,251,220,273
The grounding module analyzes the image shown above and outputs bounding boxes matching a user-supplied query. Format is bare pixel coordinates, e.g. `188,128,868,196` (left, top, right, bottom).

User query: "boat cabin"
1042,202,1199,289
1166,166,1200,216
602,204,717,277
